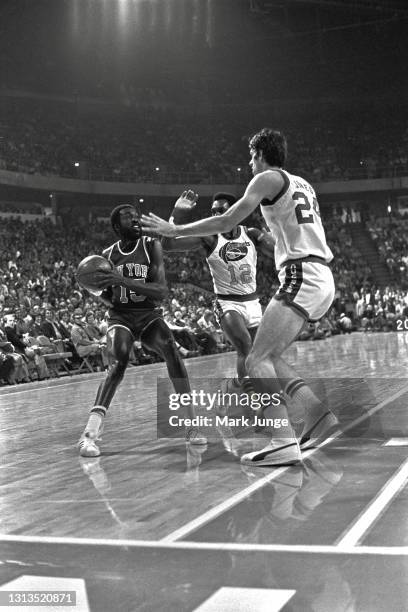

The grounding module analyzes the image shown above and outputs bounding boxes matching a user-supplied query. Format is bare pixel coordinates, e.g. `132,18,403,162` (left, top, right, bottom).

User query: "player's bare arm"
141,171,284,238
162,235,216,254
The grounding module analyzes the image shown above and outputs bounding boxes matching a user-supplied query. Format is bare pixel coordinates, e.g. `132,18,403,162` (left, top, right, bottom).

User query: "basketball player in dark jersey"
162,192,274,389
77,204,206,457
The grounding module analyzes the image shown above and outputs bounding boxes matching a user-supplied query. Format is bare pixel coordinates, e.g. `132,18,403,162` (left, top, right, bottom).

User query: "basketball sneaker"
77,431,101,457
185,427,207,446
240,438,301,467
77,411,105,457
299,410,339,450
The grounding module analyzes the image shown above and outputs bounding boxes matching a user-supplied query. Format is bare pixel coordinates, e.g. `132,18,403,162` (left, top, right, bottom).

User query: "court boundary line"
161,381,408,543
0,534,406,556
336,456,408,548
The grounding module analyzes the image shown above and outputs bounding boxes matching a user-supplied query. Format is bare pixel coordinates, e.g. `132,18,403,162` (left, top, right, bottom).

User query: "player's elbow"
222,217,236,233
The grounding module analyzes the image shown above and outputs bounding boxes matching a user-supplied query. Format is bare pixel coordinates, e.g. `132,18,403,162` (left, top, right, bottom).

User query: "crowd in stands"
0,97,407,184
0,206,407,384
366,216,408,286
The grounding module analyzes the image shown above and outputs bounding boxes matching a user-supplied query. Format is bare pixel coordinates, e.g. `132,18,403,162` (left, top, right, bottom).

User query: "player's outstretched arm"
161,235,205,252
141,172,282,238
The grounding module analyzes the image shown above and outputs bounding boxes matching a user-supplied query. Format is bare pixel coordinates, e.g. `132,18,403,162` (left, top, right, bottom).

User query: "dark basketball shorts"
107,309,164,341
275,260,335,322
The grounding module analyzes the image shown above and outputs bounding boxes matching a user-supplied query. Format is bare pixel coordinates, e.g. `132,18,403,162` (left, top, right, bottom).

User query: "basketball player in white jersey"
141,128,339,467
162,192,274,387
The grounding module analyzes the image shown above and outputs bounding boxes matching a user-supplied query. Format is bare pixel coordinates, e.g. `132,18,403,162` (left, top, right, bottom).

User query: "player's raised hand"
174,189,198,210
141,213,177,237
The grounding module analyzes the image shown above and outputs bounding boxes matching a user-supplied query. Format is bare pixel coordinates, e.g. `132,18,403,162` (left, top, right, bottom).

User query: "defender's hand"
141,213,178,237
173,189,198,210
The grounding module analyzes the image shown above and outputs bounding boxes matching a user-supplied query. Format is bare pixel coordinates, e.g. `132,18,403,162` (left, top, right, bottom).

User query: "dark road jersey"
102,237,157,311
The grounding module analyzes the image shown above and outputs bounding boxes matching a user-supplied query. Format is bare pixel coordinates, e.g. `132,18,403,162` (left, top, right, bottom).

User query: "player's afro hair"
212,192,237,207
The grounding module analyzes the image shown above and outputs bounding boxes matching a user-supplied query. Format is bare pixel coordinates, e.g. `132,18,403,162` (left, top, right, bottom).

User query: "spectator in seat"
3,315,47,381
0,326,29,383
83,311,109,368
337,312,353,334
41,309,65,352
70,310,106,369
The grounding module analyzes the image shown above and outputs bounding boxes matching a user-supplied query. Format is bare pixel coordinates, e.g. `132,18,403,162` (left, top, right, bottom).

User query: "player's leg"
221,310,253,382
141,318,207,444
247,298,337,452
78,326,133,457
240,298,304,466
269,353,338,447
268,263,338,448
141,318,190,394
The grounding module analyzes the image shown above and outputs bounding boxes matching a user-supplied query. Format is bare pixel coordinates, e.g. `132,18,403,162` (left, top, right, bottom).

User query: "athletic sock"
85,405,107,435
284,378,323,423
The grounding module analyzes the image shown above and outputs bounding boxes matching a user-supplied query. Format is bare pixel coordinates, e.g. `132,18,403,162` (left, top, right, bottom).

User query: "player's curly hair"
249,128,287,167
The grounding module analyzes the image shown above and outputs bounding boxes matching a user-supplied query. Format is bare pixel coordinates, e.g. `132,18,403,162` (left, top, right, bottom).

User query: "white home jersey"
206,226,257,296
260,169,333,270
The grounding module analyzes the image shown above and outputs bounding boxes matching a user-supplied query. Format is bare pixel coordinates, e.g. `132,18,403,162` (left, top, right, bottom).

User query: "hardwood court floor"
0,331,407,611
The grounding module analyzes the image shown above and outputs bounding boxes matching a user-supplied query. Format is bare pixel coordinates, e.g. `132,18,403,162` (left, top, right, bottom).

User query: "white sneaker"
240,438,301,467
185,427,207,446
77,431,101,457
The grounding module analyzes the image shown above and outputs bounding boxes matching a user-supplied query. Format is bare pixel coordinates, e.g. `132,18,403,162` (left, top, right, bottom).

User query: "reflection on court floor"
0,332,407,611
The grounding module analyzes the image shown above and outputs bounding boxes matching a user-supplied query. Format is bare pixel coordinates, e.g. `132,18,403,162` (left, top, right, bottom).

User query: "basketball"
76,255,113,293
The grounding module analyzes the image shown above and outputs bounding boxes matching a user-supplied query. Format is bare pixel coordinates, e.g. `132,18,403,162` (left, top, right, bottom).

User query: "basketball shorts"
107,309,164,341
275,260,335,322
214,298,262,329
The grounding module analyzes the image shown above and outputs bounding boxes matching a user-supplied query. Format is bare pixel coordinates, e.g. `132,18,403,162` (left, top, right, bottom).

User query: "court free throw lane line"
161,382,408,543
335,456,408,548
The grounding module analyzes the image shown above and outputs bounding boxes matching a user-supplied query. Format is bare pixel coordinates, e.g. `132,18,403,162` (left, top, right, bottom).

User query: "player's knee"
159,336,177,357
110,357,128,379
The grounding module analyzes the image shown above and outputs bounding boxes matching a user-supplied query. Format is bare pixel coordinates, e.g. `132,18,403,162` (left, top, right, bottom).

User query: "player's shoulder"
143,235,161,248
245,226,262,241
249,169,290,206
142,235,164,260
102,242,118,259
249,168,287,193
